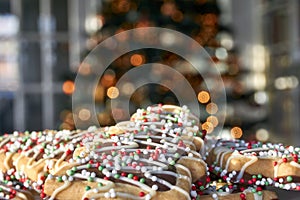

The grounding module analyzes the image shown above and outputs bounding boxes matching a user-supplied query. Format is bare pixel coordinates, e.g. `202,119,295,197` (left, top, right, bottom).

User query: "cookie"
206,139,300,190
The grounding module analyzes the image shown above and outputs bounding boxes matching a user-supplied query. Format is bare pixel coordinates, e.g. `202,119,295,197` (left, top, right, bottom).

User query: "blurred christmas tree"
66,0,267,140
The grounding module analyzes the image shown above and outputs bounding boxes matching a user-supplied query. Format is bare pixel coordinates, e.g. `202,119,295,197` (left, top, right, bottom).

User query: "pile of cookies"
0,104,295,199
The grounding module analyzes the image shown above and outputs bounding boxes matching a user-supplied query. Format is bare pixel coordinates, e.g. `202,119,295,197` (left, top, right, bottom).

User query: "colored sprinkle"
287,176,293,182
140,178,145,183
98,166,104,171
88,177,94,182
57,177,63,182
128,174,133,179
85,186,91,191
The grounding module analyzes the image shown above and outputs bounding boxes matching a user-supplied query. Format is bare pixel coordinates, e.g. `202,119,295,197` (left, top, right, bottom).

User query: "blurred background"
0,0,299,145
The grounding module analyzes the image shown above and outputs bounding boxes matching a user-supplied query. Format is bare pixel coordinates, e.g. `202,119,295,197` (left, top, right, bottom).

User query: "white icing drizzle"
4,152,13,170
290,161,300,168
236,156,258,181
49,181,71,200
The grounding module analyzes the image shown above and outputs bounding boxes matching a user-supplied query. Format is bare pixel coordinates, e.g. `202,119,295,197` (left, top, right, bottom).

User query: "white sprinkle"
152,185,158,190
151,176,157,182
91,172,96,178
190,190,197,197
212,193,218,199
284,184,291,190
68,176,74,182
104,192,110,198
279,178,284,183
145,194,151,200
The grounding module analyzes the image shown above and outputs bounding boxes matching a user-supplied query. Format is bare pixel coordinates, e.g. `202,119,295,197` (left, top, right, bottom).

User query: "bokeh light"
256,128,269,142
130,54,145,66
206,116,219,127
230,127,243,139
78,109,91,121
107,86,119,99
198,91,210,103
206,102,218,114
202,121,214,134
62,80,75,95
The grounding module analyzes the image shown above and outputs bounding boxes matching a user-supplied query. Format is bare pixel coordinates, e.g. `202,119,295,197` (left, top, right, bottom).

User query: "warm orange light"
231,127,243,139
62,81,75,95
202,121,214,134
130,54,145,66
107,87,119,99
206,102,218,114
198,91,210,104
207,116,219,127
78,62,91,75
78,109,91,121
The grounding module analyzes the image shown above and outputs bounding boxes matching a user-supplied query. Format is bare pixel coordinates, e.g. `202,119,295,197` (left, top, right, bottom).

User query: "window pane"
21,42,41,83
25,93,42,131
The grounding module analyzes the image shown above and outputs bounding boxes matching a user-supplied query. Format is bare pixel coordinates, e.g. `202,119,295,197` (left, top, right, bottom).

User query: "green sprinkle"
252,175,257,179
140,178,145,183
251,188,256,193
67,170,74,176
287,176,293,182
121,162,126,167
169,160,175,165
128,174,133,179
98,166,104,171
174,153,180,158
88,177,94,182
72,167,77,171
257,191,262,196
98,182,103,187
0,188,2,192
218,179,222,183
218,189,223,192
57,177,63,182
200,186,205,191
279,184,284,188
87,164,92,168
257,174,262,179
265,181,269,186
112,151,117,157
114,174,120,179
85,186,91,191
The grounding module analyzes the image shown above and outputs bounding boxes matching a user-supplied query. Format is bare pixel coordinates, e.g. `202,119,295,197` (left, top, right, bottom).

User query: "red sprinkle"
206,177,211,183
139,192,145,197
40,193,46,198
274,161,278,166
283,158,288,162
240,193,246,200
121,172,127,177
